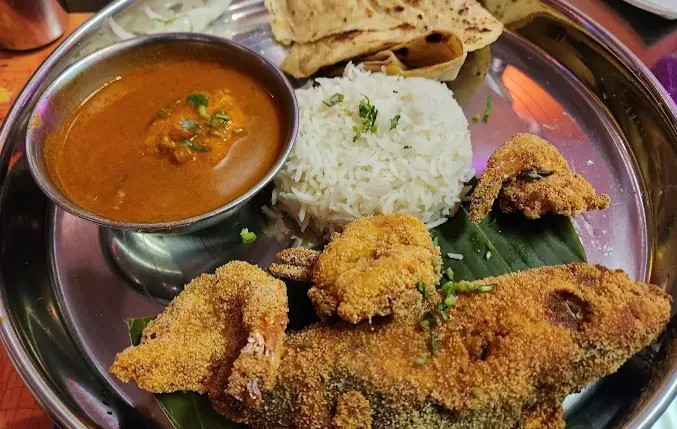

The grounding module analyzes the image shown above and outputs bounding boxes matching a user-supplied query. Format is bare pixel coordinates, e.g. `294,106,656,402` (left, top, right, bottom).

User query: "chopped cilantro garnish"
389,113,401,130
179,118,199,130
430,333,439,355
445,281,496,294
441,281,454,295
521,170,548,180
421,311,438,328
181,139,209,152
158,108,172,118
353,97,378,141
445,267,454,281
438,304,451,322
323,93,344,107
198,105,208,118
403,145,412,149
186,93,208,107
482,95,493,123
240,228,257,244
444,294,458,307
302,338,313,348
472,113,480,123
213,111,231,122
417,281,427,297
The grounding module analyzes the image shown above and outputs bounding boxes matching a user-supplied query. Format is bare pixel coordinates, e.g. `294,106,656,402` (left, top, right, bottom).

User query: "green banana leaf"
127,205,586,428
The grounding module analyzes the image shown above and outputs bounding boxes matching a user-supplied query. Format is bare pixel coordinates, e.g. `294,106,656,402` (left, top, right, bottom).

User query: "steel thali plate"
1,0,677,428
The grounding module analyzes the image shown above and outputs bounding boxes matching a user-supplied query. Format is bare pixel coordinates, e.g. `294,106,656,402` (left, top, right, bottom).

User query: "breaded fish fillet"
271,214,442,324
469,134,610,223
110,262,288,406
112,263,670,428
215,263,669,428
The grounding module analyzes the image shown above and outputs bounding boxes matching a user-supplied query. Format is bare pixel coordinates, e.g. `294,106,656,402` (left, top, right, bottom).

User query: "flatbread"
418,0,503,52
265,0,424,45
277,0,503,80
281,25,419,78
359,31,467,81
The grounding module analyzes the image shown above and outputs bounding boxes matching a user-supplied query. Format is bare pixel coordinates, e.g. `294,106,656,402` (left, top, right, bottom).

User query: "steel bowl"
25,33,299,234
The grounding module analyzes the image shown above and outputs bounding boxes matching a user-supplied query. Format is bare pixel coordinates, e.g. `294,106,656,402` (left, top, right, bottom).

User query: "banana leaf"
126,206,586,428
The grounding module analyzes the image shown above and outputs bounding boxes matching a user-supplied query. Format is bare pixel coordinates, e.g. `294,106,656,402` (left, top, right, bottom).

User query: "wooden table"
0,3,675,429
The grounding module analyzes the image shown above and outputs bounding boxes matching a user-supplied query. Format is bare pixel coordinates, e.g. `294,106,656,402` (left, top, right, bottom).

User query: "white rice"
273,63,474,233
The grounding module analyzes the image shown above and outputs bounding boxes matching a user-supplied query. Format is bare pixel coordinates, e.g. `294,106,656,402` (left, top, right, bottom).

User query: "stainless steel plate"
2,1,677,428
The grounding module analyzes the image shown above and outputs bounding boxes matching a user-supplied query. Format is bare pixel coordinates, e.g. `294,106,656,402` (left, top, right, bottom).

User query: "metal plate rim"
0,2,136,428
540,1,677,427
1,0,677,428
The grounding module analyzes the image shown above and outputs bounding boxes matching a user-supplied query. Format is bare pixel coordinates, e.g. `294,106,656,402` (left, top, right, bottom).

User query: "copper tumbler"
0,0,68,50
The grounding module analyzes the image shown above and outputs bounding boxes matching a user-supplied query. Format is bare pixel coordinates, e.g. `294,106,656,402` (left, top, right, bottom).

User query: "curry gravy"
44,60,284,223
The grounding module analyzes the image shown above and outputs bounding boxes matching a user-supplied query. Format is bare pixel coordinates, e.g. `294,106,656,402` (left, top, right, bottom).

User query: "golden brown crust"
520,400,564,429
500,174,610,219
309,214,442,323
110,262,288,406
276,248,322,266
269,263,314,282
333,391,373,429
269,248,322,282
469,133,610,223
211,263,670,428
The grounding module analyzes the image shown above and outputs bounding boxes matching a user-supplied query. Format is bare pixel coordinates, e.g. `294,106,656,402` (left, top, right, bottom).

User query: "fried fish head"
110,262,288,406
469,133,609,223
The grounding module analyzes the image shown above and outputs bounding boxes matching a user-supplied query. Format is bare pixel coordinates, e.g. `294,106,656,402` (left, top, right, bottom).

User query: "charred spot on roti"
425,32,447,43
334,30,359,41
395,47,409,57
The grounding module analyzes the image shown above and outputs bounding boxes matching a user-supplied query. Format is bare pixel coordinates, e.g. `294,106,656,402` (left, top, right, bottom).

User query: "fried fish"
469,133,610,224
271,214,442,324
112,262,670,429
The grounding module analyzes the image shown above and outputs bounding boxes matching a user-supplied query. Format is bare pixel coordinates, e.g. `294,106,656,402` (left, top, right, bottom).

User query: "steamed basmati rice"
273,63,474,233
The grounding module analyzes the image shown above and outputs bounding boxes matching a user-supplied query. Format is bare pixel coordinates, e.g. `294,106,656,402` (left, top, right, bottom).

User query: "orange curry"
44,60,284,223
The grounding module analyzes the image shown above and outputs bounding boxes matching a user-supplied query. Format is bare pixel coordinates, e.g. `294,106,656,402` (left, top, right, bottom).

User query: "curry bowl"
26,33,298,234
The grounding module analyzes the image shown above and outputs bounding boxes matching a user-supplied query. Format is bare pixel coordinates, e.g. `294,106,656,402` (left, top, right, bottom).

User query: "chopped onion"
143,6,167,21
108,18,134,40
447,252,464,260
